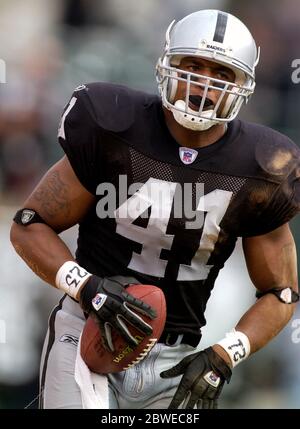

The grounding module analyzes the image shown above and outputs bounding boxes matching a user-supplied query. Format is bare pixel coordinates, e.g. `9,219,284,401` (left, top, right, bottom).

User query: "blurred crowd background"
0,0,300,409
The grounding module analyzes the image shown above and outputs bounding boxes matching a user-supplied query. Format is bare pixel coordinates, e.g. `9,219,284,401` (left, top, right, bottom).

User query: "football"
80,284,166,374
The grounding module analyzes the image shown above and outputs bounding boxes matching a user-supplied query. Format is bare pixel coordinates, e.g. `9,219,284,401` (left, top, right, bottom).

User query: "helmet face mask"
156,10,260,131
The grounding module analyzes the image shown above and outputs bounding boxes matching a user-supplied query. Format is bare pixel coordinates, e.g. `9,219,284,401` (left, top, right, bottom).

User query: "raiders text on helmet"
156,10,260,131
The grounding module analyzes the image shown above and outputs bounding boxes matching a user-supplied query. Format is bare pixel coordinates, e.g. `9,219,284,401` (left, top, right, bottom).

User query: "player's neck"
163,108,228,149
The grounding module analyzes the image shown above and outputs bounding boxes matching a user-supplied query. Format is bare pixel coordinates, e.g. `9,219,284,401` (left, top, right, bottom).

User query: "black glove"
160,347,232,409
79,275,157,352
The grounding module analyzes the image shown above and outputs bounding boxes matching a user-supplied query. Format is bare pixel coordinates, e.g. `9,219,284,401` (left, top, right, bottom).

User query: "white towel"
75,334,109,409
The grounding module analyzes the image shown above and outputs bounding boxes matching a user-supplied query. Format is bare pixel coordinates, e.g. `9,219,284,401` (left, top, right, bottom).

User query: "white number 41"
115,178,232,281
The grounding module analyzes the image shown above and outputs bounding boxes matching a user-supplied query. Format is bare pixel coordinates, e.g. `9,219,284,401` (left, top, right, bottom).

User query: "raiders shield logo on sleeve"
21,209,35,224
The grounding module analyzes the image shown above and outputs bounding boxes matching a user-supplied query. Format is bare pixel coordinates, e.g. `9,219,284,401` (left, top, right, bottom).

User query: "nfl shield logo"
92,293,107,311
179,147,198,165
204,370,221,388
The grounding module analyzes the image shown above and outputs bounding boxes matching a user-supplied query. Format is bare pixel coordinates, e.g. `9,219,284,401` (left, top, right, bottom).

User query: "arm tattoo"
14,244,48,283
33,171,71,219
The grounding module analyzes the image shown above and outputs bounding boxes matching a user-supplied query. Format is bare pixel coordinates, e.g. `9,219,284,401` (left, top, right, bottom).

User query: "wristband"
217,329,251,368
55,261,92,300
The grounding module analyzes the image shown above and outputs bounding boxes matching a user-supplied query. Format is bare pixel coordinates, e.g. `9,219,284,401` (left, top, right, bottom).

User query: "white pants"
39,295,199,409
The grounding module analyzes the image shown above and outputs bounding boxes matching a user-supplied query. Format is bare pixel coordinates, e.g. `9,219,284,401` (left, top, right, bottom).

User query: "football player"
10,10,300,409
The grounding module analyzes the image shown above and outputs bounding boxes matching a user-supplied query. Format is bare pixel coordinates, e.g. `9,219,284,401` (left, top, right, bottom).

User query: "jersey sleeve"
246,166,300,236
58,89,101,194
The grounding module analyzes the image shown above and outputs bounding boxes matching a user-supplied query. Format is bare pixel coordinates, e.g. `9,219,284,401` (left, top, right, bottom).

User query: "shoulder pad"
254,125,300,179
73,82,145,133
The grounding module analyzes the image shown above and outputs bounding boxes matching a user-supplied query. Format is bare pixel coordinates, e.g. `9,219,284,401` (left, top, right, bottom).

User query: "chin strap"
256,287,299,304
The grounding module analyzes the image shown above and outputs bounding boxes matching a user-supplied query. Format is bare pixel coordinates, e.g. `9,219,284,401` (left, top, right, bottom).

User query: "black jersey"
58,82,300,339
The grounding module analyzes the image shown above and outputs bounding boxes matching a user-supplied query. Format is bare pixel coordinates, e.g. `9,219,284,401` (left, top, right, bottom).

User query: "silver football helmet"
156,10,260,131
